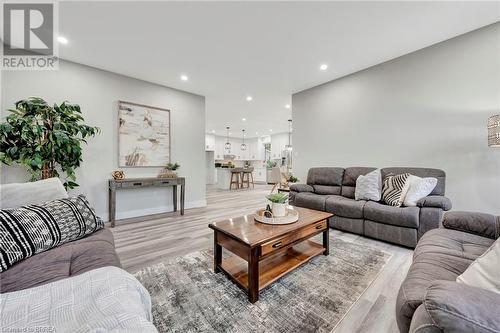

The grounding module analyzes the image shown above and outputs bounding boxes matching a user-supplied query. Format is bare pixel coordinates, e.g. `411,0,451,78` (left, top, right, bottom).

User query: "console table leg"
180,183,185,215
173,185,178,212
109,187,116,228
323,226,329,256
248,247,259,303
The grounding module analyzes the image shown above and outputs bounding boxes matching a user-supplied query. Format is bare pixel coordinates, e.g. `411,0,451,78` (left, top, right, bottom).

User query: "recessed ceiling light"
255,132,259,135
320,64,328,71
242,118,246,121
211,130,216,133
57,36,68,44
285,104,291,109
180,74,188,81
269,129,273,132
246,96,253,101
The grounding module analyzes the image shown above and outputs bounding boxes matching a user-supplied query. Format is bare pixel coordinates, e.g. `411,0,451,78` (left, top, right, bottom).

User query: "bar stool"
230,168,243,190
241,167,255,189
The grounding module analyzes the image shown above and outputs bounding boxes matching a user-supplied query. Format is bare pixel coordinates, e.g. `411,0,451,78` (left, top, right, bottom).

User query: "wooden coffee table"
208,206,333,303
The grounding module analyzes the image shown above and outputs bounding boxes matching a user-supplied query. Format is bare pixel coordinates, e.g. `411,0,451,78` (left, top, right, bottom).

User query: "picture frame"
118,100,171,167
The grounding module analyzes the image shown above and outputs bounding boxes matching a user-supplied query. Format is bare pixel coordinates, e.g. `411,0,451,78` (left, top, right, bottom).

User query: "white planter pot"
271,203,287,217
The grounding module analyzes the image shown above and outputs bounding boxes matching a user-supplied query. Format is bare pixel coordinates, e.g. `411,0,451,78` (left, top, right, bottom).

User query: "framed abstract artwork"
118,101,171,167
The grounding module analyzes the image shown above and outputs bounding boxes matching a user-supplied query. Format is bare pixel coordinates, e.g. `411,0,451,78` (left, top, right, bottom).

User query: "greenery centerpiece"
266,192,289,217
159,162,180,178
0,97,99,189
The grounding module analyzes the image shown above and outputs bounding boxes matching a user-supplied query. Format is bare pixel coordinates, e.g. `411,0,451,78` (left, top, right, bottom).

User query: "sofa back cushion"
381,167,446,196
341,167,377,198
0,178,68,209
0,194,104,272
307,167,344,195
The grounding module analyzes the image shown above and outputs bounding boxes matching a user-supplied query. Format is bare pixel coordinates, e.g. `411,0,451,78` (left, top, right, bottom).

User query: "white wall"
292,23,500,215
1,60,206,220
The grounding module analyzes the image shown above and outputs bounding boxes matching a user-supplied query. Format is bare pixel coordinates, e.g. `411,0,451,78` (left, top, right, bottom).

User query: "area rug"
134,236,391,333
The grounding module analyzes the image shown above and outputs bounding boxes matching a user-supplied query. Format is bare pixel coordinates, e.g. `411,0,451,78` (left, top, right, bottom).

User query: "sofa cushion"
0,228,121,293
0,177,68,209
313,185,341,195
364,201,420,228
328,216,364,235
364,220,417,248
293,192,327,211
341,167,377,198
413,228,494,261
0,194,104,272
306,167,344,186
325,195,366,219
381,167,446,196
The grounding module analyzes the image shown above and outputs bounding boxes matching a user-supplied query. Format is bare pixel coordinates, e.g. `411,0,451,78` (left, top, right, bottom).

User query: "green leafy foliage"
165,162,180,171
266,160,277,168
0,97,100,189
266,192,288,204
288,174,299,183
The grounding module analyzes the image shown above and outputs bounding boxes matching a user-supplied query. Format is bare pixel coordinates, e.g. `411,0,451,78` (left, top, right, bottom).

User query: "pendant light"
241,129,247,151
285,119,293,151
225,126,231,150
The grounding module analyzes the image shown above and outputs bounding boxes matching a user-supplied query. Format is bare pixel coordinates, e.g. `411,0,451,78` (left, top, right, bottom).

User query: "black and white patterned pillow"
0,194,104,272
382,173,411,207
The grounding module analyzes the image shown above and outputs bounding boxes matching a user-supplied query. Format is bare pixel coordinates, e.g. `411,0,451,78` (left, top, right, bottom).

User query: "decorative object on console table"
112,170,125,180
488,114,500,147
108,177,185,227
0,97,100,189
158,162,180,178
118,100,170,167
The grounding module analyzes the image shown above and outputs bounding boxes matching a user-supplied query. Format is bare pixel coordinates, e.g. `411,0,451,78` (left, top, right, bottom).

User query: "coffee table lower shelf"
219,240,325,292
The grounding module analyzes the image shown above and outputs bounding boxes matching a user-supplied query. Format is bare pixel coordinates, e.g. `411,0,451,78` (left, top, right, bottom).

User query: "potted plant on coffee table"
266,192,289,217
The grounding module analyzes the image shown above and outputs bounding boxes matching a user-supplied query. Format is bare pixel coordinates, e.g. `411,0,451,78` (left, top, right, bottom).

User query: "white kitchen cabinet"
253,167,266,182
205,134,215,151
214,136,225,160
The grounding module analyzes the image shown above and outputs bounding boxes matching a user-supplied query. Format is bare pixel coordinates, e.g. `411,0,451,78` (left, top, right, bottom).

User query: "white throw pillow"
355,169,382,201
0,177,68,209
456,238,500,294
402,175,437,207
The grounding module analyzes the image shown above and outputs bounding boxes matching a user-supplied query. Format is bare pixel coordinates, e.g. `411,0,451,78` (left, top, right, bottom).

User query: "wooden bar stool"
241,167,255,189
230,168,243,190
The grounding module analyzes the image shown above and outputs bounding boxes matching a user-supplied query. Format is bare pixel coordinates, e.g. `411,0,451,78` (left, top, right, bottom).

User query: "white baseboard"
108,200,207,221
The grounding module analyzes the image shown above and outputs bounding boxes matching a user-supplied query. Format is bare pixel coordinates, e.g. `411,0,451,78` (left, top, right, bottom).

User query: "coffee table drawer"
260,220,327,256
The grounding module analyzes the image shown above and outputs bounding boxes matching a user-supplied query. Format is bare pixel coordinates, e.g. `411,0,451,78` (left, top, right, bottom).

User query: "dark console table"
108,177,185,227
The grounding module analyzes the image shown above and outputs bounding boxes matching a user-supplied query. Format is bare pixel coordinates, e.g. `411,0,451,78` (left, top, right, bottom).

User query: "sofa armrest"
443,211,500,239
416,196,452,211
421,281,500,333
289,183,314,193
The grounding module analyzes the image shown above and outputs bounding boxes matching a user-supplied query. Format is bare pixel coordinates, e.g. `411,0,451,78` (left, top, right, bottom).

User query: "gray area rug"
134,236,390,333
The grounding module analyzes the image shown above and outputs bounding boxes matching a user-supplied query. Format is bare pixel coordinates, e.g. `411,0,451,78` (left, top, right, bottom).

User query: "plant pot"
271,203,287,217
158,169,177,178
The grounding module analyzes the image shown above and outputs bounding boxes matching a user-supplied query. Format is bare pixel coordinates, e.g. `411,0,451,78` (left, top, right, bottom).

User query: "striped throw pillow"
381,173,411,207
0,194,104,272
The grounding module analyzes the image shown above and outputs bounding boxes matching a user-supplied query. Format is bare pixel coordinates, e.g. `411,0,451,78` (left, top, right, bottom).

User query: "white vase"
272,203,287,217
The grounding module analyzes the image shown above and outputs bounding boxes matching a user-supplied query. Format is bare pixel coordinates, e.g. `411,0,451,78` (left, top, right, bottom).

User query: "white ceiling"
57,1,500,138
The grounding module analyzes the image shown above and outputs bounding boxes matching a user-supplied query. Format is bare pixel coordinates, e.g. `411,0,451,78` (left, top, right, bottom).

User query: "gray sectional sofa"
396,211,500,333
289,167,452,248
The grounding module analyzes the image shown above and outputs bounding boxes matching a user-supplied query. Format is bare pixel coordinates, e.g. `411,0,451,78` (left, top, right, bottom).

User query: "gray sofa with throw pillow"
396,211,500,333
289,167,452,248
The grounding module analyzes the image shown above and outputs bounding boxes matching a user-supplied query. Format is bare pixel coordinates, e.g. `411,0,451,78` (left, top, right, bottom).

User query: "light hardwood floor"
110,184,413,333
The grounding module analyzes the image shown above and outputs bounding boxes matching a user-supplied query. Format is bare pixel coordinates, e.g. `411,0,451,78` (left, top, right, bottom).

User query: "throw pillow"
402,175,438,207
0,177,68,209
456,238,500,294
355,169,382,201
381,173,411,207
0,194,104,272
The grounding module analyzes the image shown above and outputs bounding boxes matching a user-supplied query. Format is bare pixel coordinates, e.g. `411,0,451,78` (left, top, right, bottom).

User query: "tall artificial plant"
0,97,100,189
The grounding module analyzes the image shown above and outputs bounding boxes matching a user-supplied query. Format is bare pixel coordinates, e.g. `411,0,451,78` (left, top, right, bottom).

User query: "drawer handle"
272,241,282,248
133,182,142,186
161,181,170,184
316,225,323,230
